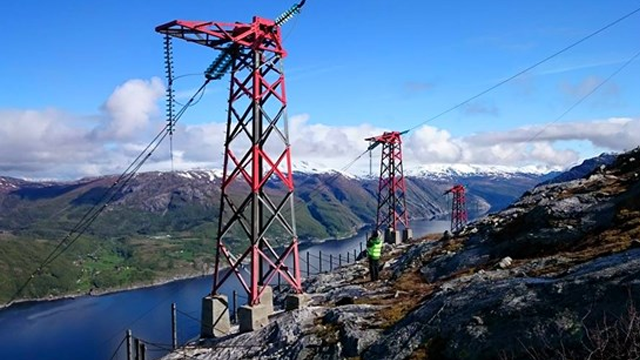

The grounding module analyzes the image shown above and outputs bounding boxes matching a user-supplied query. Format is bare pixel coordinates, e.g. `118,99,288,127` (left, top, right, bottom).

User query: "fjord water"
0,219,449,360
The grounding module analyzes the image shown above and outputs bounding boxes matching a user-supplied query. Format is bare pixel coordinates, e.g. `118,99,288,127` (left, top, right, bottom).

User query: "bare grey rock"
364,249,640,360
159,148,640,360
497,256,512,269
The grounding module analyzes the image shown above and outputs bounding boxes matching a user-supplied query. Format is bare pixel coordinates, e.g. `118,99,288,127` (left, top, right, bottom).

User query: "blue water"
0,219,449,360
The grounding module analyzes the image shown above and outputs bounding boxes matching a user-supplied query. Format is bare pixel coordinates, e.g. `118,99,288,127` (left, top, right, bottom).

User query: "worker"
367,230,383,281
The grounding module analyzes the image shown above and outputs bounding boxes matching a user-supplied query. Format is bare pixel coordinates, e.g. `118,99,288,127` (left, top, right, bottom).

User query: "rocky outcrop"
540,152,616,185
160,148,640,360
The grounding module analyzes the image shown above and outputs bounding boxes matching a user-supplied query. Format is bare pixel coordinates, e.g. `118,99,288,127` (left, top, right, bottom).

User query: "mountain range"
0,163,555,303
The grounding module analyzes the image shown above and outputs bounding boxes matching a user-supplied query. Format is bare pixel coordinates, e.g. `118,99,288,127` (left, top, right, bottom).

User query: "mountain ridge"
0,164,551,304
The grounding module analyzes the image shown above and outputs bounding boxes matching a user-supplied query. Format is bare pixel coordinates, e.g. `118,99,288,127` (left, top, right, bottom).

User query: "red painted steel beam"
157,15,301,307
156,17,286,56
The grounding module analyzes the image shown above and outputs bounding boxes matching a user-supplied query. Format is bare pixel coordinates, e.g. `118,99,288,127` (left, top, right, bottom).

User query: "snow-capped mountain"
172,169,223,182
291,161,359,179
404,163,560,180
290,160,559,180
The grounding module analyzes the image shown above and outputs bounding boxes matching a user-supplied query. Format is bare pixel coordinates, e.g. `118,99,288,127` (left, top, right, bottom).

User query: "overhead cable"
406,5,640,133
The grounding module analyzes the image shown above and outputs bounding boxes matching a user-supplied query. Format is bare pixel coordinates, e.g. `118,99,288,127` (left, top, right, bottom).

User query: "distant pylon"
444,185,467,233
365,131,412,243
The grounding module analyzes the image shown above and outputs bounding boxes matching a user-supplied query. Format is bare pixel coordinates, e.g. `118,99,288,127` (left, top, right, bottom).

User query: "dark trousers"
369,257,380,281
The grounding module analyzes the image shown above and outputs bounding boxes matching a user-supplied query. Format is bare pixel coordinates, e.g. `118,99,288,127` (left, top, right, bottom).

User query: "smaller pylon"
444,185,467,233
365,131,411,243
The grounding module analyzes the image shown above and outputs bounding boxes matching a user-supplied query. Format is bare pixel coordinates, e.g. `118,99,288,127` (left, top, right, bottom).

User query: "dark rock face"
365,249,640,360
540,153,617,185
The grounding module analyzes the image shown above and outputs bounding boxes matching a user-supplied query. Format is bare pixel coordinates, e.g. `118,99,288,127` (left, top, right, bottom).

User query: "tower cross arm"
156,18,286,55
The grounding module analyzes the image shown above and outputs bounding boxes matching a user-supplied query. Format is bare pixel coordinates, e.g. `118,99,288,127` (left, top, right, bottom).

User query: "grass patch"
375,271,436,329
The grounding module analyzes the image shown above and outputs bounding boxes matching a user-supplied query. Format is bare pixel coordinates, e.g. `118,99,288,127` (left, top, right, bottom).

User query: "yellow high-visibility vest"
367,237,382,260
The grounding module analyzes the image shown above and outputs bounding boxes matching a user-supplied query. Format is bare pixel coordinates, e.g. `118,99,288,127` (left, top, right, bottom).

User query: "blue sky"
1,1,639,179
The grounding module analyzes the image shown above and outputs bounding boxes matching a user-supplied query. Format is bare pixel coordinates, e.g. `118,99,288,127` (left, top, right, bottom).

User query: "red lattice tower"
366,131,410,234
156,15,302,307
444,185,468,233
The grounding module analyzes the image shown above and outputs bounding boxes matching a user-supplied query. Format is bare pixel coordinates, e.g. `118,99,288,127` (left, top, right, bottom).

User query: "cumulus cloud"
0,78,166,179
0,77,638,180
406,126,580,168
405,126,463,163
0,108,101,176
467,117,638,150
96,77,165,140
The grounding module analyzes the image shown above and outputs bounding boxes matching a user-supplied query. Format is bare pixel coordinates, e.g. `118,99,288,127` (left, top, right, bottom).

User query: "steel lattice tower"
365,131,411,242
157,15,302,319
444,185,467,233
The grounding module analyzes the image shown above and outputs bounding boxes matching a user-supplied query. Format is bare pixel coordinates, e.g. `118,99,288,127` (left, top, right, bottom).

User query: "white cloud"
405,126,463,163
97,77,165,140
467,117,638,150
0,77,638,180
0,78,166,179
288,115,385,169
0,109,100,175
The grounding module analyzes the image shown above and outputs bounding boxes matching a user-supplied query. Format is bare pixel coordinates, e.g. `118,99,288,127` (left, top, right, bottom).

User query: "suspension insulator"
204,47,234,80
275,4,301,26
164,34,175,135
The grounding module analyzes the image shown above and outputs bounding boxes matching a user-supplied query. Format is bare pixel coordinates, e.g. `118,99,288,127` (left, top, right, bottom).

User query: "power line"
226,2,640,252
288,148,370,211
107,334,127,360
7,80,211,306
301,6,640,204
497,47,640,163
99,280,190,348
105,6,638,358
406,4,640,133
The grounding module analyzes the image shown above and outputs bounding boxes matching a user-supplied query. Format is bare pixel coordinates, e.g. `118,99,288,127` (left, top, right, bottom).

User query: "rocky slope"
161,147,640,359
539,153,616,185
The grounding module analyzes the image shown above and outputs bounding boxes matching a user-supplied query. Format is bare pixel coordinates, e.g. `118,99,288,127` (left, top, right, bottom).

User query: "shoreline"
0,217,450,311
0,270,210,311
0,227,373,311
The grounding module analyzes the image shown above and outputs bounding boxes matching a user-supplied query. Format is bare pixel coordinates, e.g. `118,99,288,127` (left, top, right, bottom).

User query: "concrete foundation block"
285,293,311,311
201,295,231,338
259,285,274,315
402,228,413,242
385,229,402,245
238,304,269,333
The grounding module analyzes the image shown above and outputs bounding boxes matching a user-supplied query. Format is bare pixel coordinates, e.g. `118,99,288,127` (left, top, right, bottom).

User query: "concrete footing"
402,228,413,241
201,295,231,338
385,229,402,245
285,293,311,311
259,285,274,314
238,304,270,333
237,286,275,333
